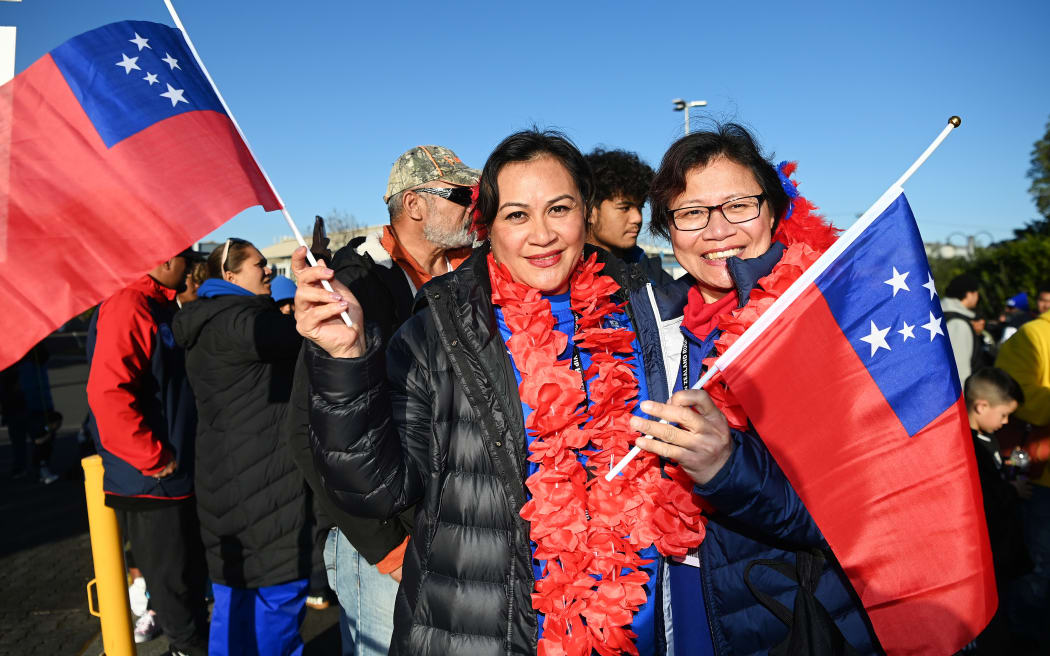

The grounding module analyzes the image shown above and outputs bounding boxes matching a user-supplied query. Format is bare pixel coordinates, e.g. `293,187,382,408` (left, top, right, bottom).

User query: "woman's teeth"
702,247,744,260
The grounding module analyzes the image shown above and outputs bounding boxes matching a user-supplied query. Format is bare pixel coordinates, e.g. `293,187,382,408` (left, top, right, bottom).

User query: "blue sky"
4,0,1049,251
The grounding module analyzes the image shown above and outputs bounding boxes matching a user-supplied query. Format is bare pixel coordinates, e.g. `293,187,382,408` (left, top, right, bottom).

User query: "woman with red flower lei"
626,124,880,655
293,131,710,656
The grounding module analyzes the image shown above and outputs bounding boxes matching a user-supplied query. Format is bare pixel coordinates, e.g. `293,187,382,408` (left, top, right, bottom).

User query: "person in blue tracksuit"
627,124,881,656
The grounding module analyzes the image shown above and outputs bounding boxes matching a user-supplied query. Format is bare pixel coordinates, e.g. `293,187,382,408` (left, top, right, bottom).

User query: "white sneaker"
134,611,161,643
128,577,149,617
38,465,59,485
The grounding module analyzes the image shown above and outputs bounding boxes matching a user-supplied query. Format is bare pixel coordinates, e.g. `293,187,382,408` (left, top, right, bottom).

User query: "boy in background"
965,367,1031,653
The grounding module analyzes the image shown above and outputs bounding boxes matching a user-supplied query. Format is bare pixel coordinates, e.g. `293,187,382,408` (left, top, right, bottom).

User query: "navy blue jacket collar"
648,242,787,322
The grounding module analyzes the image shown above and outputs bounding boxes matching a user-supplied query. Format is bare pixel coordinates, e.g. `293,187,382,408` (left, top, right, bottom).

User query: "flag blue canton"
814,194,960,436
50,21,226,148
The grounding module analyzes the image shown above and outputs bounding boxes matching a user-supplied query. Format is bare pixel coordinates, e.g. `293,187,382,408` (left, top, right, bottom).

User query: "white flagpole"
161,0,352,328
604,116,962,483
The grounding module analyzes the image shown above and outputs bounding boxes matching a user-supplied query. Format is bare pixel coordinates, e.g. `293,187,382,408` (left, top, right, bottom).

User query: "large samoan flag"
715,189,995,655
0,20,280,368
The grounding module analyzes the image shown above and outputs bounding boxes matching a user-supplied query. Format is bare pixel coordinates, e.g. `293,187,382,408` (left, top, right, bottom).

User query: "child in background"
965,367,1031,654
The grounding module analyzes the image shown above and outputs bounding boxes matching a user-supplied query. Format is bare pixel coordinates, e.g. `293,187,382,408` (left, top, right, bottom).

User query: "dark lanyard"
569,311,590,402
570,311,594,491
679,337,691,391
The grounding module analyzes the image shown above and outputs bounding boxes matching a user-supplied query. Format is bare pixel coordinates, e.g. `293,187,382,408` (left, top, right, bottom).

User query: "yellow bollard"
82,454,135,656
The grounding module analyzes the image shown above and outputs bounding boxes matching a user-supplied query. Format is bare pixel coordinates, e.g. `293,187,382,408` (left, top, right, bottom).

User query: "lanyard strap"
679,337,690,391
570,311,590,402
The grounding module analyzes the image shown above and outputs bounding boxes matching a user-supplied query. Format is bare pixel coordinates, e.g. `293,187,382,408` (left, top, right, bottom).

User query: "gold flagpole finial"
949,116,961,128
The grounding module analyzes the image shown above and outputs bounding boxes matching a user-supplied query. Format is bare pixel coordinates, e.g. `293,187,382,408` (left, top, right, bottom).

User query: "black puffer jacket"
173,292,310,588
306,245,649,656
282,235,417,566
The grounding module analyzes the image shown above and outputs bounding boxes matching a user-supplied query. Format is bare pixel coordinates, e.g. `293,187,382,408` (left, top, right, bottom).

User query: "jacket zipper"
698,542,722,655
505,565,515,656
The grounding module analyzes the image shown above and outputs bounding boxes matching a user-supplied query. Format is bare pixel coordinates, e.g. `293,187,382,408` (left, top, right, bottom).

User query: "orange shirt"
380,225,471,291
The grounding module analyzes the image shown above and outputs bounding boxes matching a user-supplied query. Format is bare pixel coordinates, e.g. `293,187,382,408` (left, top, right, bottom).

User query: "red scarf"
682,287,738,340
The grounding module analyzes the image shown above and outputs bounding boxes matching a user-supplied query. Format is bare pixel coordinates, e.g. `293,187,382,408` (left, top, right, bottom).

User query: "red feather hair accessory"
771,161,839,250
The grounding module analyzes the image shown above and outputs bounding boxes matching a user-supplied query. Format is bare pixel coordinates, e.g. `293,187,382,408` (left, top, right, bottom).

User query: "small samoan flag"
0,20,280,368
716,190,995,655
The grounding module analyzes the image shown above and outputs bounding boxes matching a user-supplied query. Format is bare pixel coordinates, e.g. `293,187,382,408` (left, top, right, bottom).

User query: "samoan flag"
716,191,995,655
0,21,280,368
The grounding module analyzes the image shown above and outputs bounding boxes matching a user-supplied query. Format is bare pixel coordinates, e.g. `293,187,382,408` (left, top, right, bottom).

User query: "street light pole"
672,98,708,135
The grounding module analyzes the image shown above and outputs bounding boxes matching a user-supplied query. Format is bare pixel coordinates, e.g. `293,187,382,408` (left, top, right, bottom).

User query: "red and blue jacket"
86,274,196,503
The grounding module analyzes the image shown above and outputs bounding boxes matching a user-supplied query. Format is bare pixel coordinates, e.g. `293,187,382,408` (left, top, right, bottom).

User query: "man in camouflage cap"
377,145,480,289
384,145,479,203
298,145,478,655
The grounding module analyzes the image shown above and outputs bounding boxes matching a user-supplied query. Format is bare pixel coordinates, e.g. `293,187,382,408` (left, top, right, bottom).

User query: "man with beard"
286,145,478,655
345,145,479,340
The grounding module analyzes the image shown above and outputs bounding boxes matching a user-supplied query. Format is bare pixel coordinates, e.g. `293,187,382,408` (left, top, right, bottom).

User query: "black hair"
945,274,980,300
1038,281,1050,296
476,129,593,229
206,238,256,279
965,367,1025,409
585,148,654,206
648,123,790,239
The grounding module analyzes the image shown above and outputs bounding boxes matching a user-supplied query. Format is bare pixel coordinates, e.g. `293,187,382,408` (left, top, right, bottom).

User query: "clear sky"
4,0,1049,251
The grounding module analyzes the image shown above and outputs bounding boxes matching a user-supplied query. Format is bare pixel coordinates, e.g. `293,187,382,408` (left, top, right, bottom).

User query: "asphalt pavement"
1,354,340,655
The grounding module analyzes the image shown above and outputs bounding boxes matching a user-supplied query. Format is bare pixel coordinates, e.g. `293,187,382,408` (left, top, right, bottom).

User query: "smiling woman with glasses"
621,123,880,655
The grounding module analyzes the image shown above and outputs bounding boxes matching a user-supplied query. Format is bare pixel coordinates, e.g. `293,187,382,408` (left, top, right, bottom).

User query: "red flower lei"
489,252,705,656
703,163,840,429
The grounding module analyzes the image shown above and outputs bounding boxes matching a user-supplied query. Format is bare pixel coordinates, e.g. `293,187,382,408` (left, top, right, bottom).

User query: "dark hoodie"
172,281,310,588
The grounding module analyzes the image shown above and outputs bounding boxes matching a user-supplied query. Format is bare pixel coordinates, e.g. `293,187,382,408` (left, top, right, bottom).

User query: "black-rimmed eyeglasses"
413,186,474,208
667,194,765,231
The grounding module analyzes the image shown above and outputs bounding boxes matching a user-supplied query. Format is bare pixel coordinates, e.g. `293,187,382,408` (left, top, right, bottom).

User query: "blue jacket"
629,246,880,656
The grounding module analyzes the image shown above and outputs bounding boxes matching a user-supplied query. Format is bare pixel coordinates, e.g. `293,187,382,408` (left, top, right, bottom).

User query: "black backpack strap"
744,558,799,626
745,549,862,656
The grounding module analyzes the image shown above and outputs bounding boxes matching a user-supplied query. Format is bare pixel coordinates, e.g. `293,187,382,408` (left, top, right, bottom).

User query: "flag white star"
859,320,892,358
115,53,140,74
884,267,910,296
921,311,944,341
898,321,915,341
143,72,159,86
159,84,188,107
922,272,938,300
161,53,181,70
129,33,151,51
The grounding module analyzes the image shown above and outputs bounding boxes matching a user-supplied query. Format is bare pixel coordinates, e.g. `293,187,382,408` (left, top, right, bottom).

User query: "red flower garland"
489,253,705,656
702,163,840,429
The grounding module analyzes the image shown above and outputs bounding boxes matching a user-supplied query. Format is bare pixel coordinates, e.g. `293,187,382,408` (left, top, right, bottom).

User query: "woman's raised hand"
630,390,733,486
291,246,366,358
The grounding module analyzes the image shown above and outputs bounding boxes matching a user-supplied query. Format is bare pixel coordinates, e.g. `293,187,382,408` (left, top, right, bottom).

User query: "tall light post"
672,98,707,135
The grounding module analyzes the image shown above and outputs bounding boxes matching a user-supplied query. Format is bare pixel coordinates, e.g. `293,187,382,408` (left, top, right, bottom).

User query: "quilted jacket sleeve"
285,347,412,564
305,322,427,520
695,428,825,548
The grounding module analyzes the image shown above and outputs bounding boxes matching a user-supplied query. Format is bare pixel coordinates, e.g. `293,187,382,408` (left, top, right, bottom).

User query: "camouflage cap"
383,145,480,202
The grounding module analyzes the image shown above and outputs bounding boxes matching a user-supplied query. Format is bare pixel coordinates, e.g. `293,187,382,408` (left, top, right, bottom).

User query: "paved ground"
1,352,340,655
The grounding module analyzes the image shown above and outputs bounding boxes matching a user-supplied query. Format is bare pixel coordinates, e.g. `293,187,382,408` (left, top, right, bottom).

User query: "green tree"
1025,114,1050,234
928,235,1050,317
